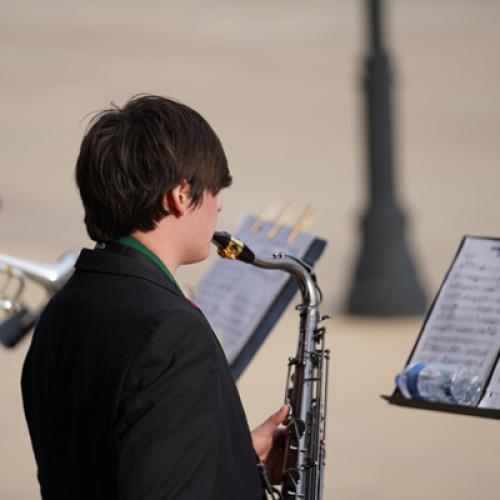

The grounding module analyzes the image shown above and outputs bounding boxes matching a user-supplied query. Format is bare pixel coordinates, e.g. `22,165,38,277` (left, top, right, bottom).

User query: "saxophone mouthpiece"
212,231,255,263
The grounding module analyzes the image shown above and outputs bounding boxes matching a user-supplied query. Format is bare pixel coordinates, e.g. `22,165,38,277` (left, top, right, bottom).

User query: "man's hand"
251,405,289,484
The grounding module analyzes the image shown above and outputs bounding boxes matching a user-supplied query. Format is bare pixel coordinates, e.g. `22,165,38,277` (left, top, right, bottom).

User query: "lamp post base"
346,204,426,316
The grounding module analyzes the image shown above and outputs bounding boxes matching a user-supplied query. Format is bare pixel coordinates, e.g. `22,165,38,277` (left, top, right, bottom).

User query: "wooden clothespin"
250,200,282,234
267,202,295,240
286,205,318,244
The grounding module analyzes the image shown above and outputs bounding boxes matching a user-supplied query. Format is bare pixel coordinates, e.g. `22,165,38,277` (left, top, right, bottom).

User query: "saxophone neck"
212,231,321,307
253,254,321,308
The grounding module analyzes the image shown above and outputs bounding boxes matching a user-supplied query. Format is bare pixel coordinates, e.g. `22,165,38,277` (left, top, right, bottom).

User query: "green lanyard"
117,236,184,296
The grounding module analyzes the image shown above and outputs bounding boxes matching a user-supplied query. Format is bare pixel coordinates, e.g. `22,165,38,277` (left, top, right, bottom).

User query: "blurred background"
1,0,499,498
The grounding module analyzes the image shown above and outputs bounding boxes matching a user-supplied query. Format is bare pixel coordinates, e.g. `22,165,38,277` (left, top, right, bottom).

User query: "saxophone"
212,231,330,500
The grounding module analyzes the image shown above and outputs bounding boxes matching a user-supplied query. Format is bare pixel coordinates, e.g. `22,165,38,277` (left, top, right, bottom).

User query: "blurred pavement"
1,1,499,499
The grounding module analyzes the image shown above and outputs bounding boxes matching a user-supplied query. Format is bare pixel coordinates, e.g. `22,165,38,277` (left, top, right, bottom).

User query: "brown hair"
75,94,232,241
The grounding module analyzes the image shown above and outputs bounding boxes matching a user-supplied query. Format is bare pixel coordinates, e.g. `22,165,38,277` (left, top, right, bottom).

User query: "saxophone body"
212,231,330,500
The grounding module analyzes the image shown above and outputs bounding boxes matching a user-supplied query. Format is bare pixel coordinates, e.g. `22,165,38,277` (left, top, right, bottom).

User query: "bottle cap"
404,362,427,399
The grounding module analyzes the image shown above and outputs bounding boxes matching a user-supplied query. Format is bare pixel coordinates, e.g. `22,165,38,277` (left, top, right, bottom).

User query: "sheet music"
194,214,315,364
409,237,500,390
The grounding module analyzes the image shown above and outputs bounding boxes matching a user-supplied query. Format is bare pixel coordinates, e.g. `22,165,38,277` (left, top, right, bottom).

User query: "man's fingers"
254,404,290,437
269,404,289,427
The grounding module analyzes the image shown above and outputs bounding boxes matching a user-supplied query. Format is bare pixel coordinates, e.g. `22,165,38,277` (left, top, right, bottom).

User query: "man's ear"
164,181,191,217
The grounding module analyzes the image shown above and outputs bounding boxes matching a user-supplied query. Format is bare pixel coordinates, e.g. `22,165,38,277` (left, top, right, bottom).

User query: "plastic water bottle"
395,361,482,406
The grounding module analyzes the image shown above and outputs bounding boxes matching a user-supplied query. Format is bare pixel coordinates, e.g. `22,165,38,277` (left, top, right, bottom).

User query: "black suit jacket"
21,245,263,500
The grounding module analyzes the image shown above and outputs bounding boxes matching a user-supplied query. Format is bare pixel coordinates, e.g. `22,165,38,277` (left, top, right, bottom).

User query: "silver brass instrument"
212,231,330,500
0,251,77,347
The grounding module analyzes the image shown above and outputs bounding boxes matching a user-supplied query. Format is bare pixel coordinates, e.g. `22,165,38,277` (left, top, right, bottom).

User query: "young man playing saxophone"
21,95,288,500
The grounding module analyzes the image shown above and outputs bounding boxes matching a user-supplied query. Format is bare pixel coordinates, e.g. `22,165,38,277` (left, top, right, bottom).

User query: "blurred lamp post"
346,0,426,315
